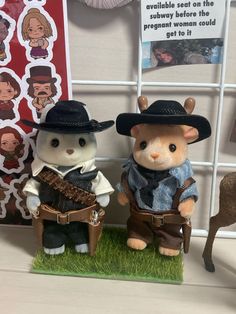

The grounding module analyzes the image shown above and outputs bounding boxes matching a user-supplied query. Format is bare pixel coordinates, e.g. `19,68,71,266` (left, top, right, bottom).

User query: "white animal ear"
184,127,199,143
130,125,140,138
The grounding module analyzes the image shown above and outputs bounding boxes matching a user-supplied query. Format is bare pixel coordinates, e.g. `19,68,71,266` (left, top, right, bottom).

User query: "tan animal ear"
130,125,140,138
184,97,195,114
184,127,199,143
138,96,148,112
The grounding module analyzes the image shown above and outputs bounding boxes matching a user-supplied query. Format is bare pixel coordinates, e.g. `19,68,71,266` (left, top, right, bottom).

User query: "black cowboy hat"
22,100,114,134
116,100,211,143
26,66,57,84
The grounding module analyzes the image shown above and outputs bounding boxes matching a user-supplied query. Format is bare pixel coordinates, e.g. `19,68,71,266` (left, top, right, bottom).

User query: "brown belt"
130,207,187,228
37,203,103,225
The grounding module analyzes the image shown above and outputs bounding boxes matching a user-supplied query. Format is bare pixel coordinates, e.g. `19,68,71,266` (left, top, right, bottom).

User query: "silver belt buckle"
57,213,69,224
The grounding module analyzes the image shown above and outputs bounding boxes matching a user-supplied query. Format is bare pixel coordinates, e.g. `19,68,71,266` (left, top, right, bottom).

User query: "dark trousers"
43,220,89,249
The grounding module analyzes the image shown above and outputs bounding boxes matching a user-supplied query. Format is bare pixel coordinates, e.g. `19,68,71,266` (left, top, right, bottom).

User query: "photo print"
142,38,223,69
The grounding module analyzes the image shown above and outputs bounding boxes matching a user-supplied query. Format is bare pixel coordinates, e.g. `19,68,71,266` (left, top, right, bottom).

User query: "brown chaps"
127,215,183,250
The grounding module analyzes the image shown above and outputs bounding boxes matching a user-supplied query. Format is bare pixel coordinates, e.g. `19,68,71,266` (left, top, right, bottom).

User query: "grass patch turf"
32,227,183,283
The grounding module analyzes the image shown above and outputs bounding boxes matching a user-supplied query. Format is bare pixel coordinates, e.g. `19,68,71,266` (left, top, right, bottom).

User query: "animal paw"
26,194,41,215
117,192,129,206
159,246,180,256
44,244,65,255
127,238,147,250
178,198,195,218
75,243,89,253
96,194,110,207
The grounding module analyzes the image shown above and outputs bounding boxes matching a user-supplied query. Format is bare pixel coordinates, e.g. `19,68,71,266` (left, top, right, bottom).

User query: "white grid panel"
72,0,236,239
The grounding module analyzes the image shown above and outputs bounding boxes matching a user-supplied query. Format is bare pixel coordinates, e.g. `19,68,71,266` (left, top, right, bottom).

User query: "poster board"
0,0,72,225
141,0,225,69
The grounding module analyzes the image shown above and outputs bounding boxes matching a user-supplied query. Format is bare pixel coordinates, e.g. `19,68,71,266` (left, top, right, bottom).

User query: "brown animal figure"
116,96,211,256
202,172,236,272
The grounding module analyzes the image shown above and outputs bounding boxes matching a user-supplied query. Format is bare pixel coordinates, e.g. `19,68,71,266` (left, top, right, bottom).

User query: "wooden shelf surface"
0,225,235,314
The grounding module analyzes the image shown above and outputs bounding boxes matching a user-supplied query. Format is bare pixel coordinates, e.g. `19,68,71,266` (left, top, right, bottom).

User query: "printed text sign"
141,0,225,42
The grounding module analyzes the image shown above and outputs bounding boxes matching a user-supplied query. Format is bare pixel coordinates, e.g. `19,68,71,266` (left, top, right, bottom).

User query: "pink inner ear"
184,127,199,143
130,125,140,138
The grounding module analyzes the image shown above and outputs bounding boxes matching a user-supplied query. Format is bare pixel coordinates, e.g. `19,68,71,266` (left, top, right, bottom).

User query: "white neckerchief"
31,155,96,177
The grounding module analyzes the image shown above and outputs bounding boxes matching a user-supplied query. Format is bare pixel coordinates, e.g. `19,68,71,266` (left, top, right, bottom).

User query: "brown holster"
121,172,195,253
33,168,104,256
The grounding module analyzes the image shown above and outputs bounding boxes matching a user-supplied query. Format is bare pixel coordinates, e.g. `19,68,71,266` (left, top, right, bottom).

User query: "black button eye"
140,141,147,150
79,138,86,147
51,138,59,147
169,144,176,152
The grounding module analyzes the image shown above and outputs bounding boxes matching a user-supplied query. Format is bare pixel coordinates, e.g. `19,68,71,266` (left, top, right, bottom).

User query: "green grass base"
32,227,183,284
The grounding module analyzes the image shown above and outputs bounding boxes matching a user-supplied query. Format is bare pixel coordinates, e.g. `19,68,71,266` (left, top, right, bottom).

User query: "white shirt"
23,155,114,197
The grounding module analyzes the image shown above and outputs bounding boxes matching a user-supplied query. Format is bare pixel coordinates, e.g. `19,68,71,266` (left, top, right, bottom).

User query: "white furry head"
36,130,97,167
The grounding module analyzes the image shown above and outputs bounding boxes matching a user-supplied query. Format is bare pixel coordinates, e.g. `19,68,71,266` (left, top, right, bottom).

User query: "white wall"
67,0,236,231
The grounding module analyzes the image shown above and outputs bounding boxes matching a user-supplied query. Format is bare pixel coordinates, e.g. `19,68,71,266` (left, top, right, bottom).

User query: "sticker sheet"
0,0,71,225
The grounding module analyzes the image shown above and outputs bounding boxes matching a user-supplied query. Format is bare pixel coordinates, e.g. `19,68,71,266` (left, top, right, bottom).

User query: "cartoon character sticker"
0,178,10,218
0,69,22,122
0,125,29,173
0,174,31,220
24,0,46,5
0,12,15,65
23,63,61,120
18,6,57,61
12,174,31,220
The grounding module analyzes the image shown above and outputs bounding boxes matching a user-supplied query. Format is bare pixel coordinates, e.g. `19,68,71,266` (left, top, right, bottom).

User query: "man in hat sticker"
26,65,58,118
